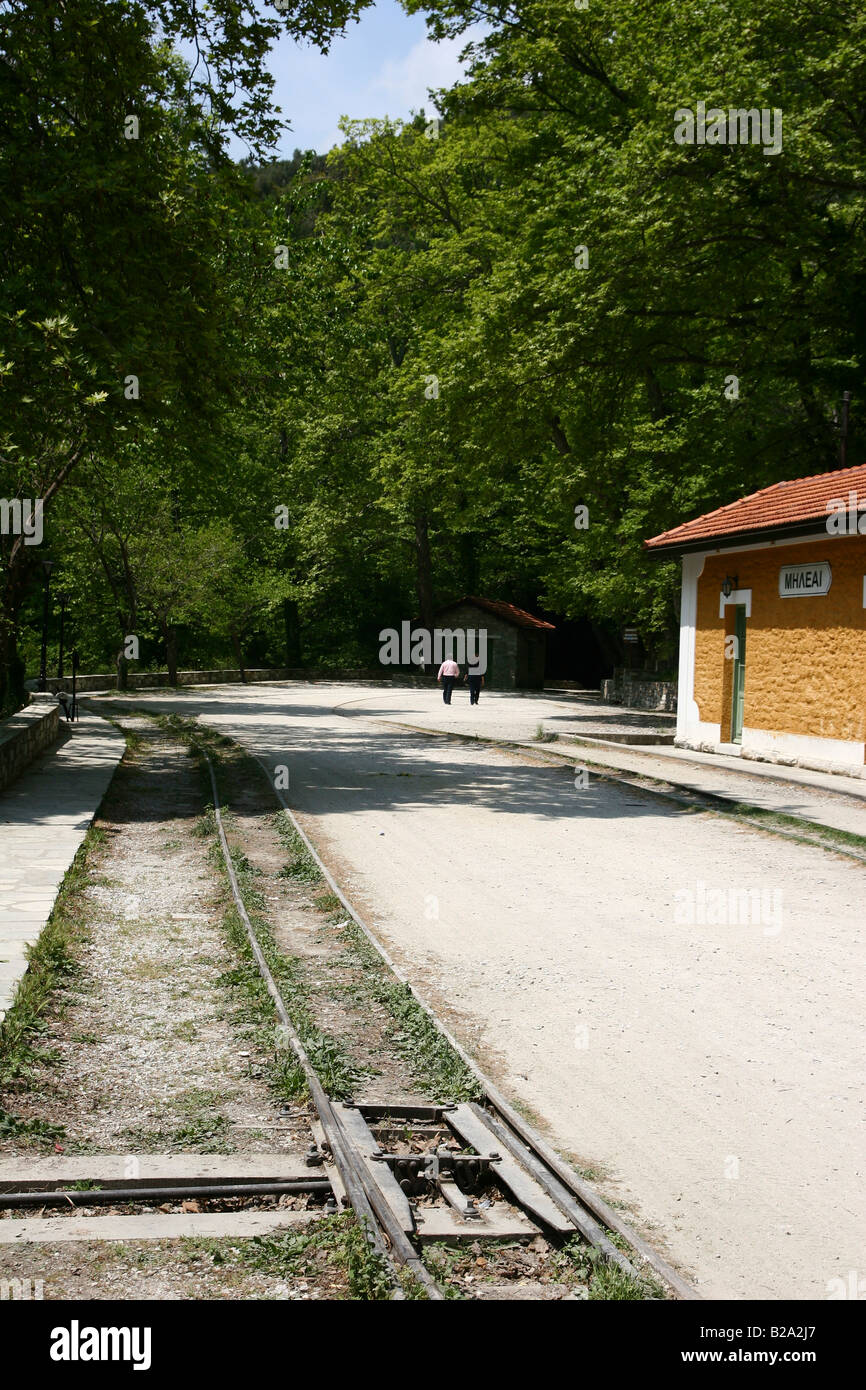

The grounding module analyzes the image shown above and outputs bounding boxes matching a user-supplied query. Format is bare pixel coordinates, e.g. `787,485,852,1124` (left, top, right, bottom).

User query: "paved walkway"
0,712,125,1021
534,737,866,836
329,690,866,839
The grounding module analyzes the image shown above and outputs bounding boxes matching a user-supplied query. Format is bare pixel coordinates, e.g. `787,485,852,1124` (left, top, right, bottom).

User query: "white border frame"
718,588,752,619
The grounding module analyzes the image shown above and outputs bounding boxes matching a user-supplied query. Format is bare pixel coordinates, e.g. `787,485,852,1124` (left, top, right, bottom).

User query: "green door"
731,605,747,743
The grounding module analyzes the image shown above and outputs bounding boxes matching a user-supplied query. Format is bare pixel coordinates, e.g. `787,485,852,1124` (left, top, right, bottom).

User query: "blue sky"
251,1,480,157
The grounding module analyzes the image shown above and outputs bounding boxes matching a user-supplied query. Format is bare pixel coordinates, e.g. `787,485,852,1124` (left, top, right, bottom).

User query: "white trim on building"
718,588,752,619
675,552,706,744
743,726,865,769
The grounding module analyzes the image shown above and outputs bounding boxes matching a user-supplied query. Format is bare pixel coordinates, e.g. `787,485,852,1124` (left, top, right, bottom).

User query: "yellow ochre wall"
694,535,866,745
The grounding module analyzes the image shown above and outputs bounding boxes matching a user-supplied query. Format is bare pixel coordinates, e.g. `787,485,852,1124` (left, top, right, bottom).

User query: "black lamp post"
70,646,79,722
38,558,55,692
56,590,69,681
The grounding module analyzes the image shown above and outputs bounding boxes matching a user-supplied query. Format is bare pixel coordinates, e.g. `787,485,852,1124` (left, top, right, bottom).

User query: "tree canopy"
3,0,864,704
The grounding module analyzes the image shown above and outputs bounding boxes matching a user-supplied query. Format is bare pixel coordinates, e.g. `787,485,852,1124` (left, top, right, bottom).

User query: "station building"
644,463,866,777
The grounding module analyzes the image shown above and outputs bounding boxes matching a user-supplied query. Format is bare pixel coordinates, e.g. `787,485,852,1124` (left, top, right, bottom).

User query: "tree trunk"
162,621,179,687
644,365,668,422
550,415,572,455
230,626,247,683
0,568,28,714
456,499,479,595
0,617,25,715
414,513,435,676
282,598,301,667
116,612,129,691
0,438,86,712
414,513,434,628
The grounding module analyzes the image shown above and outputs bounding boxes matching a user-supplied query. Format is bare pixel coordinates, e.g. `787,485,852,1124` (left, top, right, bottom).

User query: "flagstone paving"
0,711,125,1021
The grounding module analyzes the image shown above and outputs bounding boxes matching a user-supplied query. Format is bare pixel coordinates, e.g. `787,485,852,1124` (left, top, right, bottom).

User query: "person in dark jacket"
465,670,484,705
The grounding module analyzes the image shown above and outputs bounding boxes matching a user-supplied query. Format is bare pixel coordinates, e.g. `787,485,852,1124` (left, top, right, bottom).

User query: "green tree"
0,0,377,709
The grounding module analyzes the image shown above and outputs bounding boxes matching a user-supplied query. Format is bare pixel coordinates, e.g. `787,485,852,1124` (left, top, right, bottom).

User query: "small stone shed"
429,596,555,690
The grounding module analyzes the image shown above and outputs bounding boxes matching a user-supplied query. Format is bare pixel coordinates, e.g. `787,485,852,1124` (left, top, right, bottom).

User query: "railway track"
0,726,697,1300
205,746,698,1302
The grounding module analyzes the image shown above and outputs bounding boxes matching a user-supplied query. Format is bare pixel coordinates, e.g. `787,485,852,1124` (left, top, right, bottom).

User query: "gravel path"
94,685,866,1301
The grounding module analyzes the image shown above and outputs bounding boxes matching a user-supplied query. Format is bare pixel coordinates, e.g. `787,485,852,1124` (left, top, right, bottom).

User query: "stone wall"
0,697,61,794
33,667,430,695
601,673,678,713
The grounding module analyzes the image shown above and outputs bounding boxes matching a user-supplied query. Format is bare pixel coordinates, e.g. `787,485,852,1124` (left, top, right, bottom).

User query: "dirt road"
100,683,866,1299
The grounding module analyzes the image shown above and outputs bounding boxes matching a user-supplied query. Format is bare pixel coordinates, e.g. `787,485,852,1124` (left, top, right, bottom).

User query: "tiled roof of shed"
436,596,556,631
644,462,866,552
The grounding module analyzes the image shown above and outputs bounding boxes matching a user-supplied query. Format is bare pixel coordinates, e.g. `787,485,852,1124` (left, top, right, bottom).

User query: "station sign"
778,561,832,597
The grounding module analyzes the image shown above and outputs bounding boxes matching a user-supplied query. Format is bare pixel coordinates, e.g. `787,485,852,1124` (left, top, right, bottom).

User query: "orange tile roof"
644,462,866,552
436,596,555,631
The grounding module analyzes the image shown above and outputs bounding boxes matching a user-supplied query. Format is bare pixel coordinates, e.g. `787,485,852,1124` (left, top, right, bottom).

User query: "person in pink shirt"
437,656,460,704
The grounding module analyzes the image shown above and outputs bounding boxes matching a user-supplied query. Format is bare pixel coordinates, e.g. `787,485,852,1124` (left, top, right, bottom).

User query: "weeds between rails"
271,812,483,1103
151,714,661,1300
160,711,482,1107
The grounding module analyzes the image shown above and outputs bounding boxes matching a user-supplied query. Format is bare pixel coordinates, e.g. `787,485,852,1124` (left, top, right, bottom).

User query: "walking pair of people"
436,658,484,706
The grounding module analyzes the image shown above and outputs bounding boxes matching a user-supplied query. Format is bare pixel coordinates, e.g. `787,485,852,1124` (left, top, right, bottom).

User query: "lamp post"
71,647,79,722
38,558,55,692
56,590,69,681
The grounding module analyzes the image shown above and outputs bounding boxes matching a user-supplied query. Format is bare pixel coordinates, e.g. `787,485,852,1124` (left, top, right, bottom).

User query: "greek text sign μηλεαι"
778,562,832,597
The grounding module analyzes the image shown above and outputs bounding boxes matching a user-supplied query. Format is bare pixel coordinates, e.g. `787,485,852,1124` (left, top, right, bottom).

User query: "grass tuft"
209,1212,396,1300
332,917,483,1102
556,1237,664,1300
272,814,323,883
533,723,558,743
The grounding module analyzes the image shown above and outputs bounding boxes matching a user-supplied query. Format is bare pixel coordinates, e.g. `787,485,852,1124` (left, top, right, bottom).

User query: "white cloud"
371,33,474,116
249,2,489,155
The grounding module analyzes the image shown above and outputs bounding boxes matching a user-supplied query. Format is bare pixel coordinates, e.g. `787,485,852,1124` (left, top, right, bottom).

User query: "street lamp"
721,574,738,600
38,558,55,692
70,647,79,722
56,590,69,681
